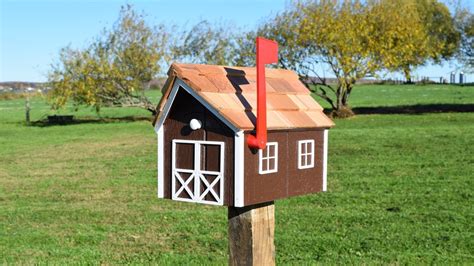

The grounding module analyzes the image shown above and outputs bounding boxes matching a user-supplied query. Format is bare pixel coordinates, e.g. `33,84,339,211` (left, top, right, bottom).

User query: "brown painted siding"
161,88,327,206
244,129,325,206
287,131,324,195
244,132,288,204
163,89,234,206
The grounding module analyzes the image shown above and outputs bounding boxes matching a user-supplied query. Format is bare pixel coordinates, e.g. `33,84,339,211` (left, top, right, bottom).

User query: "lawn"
0,84,473,264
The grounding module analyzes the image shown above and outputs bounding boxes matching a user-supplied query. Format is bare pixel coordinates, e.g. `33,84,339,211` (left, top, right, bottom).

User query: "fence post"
25,95,30,125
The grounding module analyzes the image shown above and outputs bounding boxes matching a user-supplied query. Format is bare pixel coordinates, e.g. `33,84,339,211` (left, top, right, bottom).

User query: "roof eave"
153,78,241,133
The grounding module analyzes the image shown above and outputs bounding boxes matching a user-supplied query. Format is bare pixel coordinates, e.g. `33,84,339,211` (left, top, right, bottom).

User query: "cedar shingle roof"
156,63,334,131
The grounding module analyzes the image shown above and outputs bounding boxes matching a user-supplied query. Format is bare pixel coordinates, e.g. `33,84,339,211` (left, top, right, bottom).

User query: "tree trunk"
336,85,343,110
333,83,354,118
403,67,412,83
341,85,352,106
147,107,157,116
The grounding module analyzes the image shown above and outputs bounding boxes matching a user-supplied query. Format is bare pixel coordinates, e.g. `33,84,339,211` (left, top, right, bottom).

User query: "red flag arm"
247,37,278,149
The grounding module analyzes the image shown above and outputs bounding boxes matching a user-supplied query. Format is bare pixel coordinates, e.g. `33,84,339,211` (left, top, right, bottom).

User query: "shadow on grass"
30,115,153,127
352,103,474,115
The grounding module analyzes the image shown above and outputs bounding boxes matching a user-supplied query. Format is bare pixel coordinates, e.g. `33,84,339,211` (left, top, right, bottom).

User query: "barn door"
171,139,225,205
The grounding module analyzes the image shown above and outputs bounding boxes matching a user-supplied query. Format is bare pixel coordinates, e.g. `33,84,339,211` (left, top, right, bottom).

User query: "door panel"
172,140,225,205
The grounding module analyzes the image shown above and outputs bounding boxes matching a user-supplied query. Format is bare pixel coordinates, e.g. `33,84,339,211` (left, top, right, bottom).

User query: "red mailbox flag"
247,37,278,149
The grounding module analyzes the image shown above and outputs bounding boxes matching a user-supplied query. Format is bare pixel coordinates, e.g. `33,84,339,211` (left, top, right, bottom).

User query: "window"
298,140,315,169
259,142,278,174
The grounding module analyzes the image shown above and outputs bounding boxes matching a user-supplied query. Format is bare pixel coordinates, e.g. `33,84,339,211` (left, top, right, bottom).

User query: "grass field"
1,84,473,264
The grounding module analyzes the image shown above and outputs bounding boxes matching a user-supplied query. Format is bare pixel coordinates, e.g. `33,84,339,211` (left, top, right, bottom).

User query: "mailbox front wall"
163,89,235,206
243,129,325,206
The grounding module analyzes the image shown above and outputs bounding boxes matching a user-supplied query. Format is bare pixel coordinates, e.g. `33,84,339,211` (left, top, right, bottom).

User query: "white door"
171,139,225,205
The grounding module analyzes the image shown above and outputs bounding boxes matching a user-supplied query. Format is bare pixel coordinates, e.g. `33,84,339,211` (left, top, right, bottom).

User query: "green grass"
314,83,473,109
1,85,473,264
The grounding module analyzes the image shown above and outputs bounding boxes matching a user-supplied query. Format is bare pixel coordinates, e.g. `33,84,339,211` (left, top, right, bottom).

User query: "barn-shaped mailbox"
153,60,334,207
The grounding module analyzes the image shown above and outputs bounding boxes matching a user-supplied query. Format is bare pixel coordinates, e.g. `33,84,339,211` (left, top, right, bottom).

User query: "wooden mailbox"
152,60,334,207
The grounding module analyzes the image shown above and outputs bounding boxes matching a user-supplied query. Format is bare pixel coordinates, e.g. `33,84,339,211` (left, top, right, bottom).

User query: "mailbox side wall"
243,129,325,206
163,89,235,206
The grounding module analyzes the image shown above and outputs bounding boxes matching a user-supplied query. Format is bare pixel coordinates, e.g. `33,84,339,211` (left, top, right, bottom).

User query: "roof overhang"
154,78,241,134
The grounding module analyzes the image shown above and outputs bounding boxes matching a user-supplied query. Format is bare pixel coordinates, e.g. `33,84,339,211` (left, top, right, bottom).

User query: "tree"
398,0,461,82
252,0,430,116
48,5,171,114
172,20,245,66
455,7,474,72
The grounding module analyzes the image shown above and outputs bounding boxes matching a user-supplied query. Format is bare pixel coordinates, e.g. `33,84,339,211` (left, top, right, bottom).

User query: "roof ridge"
172,63,299,79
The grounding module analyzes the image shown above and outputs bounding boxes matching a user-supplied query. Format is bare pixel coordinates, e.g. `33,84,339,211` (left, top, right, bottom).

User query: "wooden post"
25,95,30,126
228,201,275,266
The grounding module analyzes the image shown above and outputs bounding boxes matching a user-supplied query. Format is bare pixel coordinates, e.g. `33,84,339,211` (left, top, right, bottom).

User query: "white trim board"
157,126,164,198
154,78,239,133
322,129,328,192
234,131,245,207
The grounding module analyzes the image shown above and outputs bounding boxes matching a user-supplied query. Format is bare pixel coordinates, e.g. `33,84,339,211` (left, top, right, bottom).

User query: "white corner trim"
234,131,245,207
258,142,278,174
157,126,164,198
322,129,329,192
154,78,239,133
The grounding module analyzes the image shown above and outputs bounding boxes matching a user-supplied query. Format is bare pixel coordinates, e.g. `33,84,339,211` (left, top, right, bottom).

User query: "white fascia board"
322,129,329,192
234,131,245,207
154,79,182,133
154,78,239,133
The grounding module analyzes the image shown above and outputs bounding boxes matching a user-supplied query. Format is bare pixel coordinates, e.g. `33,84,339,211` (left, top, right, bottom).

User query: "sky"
0,0,471,82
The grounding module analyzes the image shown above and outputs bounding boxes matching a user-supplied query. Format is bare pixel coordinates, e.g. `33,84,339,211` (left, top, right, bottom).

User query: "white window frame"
259,142,278,174
298,139,315,169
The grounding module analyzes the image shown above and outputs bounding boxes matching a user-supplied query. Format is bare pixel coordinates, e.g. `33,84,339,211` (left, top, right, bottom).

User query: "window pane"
269,157,275,170
202,144,220,172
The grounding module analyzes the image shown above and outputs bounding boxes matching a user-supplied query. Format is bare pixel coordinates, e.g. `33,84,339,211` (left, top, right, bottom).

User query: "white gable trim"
234,131,245,207
154,78,239,133
322,129,329,192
